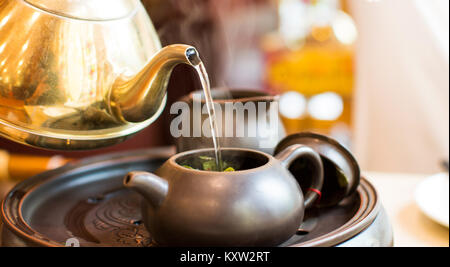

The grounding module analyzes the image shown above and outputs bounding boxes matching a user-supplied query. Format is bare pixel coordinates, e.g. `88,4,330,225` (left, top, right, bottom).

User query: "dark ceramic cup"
124,145,323,247
173,89,286,155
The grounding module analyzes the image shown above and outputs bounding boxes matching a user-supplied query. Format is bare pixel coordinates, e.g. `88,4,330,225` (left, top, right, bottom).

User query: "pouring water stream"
188,50,223,171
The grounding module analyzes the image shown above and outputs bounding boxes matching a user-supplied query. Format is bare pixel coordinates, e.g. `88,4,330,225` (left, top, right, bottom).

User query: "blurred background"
0,0,448,184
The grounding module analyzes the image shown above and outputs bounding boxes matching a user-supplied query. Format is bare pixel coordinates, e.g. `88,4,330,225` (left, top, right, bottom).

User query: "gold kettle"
0,0,201,150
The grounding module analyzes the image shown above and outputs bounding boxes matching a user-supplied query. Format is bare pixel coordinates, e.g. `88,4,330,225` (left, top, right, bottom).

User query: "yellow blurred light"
311,26,332,42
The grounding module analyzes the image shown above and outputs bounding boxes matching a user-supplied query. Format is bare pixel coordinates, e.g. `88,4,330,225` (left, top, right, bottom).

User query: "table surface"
365,172,449,247
1,172,449,247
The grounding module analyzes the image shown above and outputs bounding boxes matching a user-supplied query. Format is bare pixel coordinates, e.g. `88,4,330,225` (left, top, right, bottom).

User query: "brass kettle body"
0,0,200,150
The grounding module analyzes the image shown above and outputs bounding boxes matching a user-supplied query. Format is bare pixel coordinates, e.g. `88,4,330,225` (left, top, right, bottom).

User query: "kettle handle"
275,145,324,208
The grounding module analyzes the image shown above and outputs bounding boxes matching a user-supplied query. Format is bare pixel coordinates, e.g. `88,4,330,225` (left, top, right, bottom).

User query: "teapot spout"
110,44,201,123
124,172,168,209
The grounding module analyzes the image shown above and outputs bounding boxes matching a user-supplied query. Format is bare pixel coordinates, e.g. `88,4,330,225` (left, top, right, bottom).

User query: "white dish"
415,173,449,228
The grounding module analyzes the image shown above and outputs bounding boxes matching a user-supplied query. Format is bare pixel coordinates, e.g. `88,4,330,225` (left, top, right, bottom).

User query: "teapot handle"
275,145,324,208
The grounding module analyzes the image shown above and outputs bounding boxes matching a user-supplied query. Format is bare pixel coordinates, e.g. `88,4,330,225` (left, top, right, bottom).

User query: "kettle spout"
110,44,201,123
124,172,168,209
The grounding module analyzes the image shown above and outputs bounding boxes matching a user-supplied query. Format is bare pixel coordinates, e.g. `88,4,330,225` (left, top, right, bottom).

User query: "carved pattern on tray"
65,190,153,247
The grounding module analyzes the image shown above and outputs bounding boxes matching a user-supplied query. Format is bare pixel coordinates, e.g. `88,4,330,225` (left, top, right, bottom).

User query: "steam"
151,0,227,87
150,0,277,89
210,0,277,88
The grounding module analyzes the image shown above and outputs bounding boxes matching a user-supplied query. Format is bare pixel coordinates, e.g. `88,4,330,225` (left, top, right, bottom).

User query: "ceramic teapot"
124,145,324,246
0,0,200,150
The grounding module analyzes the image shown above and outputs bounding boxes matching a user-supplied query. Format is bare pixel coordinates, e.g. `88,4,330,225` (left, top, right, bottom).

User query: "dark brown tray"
1,147,385,247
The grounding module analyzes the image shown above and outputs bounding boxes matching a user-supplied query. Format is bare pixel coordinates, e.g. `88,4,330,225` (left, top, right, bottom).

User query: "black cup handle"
275,144,324,208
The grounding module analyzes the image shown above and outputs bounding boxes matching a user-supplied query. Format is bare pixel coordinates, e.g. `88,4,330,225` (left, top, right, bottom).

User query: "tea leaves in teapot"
180,156,237,172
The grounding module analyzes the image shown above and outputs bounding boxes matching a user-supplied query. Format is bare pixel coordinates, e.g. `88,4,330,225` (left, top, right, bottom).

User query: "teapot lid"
275,132,361,208
23,0,140,21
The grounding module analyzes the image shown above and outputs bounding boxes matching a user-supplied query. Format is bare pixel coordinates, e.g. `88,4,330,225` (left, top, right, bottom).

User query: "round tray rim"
2,147,380,247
